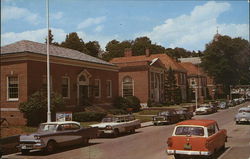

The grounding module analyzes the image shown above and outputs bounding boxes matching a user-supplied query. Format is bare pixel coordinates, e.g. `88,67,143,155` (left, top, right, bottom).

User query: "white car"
195,105,213,115
90,115,141,137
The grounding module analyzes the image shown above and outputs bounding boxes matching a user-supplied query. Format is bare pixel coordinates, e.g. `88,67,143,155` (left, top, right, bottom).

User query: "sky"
1,0,249,51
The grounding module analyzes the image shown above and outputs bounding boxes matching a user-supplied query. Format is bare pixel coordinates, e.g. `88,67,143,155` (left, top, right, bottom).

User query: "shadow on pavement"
14,142,100,157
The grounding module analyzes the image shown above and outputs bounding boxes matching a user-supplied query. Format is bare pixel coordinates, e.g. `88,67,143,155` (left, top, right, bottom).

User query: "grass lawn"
134,115,153,123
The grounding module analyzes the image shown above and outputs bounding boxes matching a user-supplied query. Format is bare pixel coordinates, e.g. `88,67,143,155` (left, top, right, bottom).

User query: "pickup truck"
167,119,227,159
19,121,98,154
90,115,141,137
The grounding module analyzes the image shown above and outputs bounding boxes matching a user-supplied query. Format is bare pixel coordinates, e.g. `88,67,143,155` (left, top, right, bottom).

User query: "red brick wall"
119,71,149,103
0,61,28,125
27,61,118,106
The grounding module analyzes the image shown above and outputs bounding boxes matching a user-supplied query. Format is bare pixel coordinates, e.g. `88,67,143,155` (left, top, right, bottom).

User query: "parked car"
233,98,240,105
228,100,235,107
209,103,218,113
19,121,98,154
152,110,180,125
167,119,227,159
235,107,250,124
195,104,213,115
175,108,193,121
218,101,228,109
90,115,141,137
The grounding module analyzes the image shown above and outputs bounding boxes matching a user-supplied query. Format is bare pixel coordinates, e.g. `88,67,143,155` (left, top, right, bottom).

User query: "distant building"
0,40,119,125
110,49,187,106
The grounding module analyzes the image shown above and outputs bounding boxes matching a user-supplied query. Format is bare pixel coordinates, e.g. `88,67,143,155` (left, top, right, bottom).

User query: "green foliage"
19,91,65,126
73,112,107,122
126,96,141,112
61,32,87,53
201,35,250,93
85,41,101,57
132,37,152,56
113,96,129,110
113,96,141,112
108,109,127,115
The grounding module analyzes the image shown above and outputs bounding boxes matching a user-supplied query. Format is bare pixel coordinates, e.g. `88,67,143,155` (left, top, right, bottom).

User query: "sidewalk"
141,121,153,128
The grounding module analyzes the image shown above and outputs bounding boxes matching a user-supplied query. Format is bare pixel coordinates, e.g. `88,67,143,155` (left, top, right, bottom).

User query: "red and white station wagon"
167,119,227,159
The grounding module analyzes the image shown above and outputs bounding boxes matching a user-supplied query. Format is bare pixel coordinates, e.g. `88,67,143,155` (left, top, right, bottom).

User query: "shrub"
125,96,141,112
73,112,107,122
113,96,129,109
19,91,65,126
108,109,127,115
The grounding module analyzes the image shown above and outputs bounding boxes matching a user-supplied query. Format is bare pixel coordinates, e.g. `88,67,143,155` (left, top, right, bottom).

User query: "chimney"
124,48,132,57
145,48,150,57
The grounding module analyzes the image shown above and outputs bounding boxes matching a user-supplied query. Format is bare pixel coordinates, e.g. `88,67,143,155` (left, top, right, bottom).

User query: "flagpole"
46,0,51,122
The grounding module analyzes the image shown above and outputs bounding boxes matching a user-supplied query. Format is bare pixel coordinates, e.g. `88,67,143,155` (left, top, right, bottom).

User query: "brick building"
179,62,207,102
0,40,119,125
110,49,187,106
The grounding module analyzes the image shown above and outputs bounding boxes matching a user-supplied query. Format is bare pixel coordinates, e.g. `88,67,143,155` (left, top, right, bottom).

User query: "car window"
207,125,216,136
239,110,250,113
159,112,170,116
175,126,204,136
71,124,80,130
39,124,57,132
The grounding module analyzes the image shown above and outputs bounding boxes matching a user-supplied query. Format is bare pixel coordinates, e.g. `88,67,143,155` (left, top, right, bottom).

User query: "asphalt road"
3,102,250,159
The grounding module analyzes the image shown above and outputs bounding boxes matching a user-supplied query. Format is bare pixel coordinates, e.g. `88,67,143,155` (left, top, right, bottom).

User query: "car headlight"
34,135,40,140
105,125,112,130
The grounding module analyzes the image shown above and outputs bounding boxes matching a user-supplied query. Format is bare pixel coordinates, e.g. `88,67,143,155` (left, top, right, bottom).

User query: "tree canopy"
201,35,250,93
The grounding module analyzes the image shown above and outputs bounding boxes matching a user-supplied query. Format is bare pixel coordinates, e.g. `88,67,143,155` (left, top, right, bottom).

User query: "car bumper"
153,121,169,125
167,149,212,156
18,143,46,150
235,118,250,122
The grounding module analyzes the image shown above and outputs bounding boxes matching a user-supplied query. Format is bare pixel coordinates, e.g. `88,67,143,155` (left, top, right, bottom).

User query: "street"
3,102,250,159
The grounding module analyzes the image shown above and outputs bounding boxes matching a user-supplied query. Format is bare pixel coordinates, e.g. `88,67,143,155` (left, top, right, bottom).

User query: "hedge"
73,112,107,122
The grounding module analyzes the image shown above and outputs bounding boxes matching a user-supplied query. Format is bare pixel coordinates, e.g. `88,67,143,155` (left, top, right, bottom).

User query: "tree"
164,67,181,105
132,36,151,56
201,35,250,94
85,41,101,57
19,91,65,126
61,32,88,53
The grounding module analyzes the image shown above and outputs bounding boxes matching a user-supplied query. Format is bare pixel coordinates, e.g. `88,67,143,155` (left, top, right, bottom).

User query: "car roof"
176,119,216,127
41,121,80,125
239,107,250,110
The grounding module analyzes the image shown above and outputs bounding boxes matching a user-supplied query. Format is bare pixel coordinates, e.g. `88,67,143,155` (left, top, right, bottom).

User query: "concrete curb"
141,121,153,128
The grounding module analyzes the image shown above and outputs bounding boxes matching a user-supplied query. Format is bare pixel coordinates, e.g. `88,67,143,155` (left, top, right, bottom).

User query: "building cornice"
1,52,119,72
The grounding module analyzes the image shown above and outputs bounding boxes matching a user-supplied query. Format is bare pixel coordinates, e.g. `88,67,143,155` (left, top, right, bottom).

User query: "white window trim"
62,76,70,99
107,80,112,98
94,79,101,98
122,76,134,97
7,76,19,102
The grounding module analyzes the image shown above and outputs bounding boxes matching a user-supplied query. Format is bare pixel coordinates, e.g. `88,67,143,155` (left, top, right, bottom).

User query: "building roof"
179,62,204,76
110,54,186,72
1,40,114,66
177,119,216,127
178,57,201,65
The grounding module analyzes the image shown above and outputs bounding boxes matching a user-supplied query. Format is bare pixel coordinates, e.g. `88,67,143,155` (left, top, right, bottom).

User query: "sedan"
152,110,180,125
235,107,250,124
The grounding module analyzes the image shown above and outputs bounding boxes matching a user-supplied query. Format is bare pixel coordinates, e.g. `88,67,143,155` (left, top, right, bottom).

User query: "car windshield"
158,111,170,115
239,110,250,113
175,126,204,136
38,124,58,132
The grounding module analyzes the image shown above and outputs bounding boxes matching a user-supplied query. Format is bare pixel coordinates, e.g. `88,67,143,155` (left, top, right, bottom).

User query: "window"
175,126,204,136
207,125,216,136
94,79,101,97
122,76,133,97
106,80,112,97
7,76,19,101
42,75,52,91
62,77,70,98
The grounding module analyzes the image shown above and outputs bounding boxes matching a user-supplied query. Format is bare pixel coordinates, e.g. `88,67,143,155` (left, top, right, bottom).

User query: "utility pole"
46,0,51,122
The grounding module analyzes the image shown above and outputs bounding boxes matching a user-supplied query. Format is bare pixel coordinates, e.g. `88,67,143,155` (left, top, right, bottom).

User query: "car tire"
174,154,181,159
113,129,120,137
21,149,30,155
130,128,135,134
236,121,239,125
82,138,89,145
45,141,56,154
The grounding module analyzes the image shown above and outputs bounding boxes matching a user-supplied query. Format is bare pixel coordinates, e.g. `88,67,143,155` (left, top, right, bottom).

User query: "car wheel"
236,121,239,125
174,154,181,159
82,138,89,145
130,128,135,134
113,129,120,137
21,149,30,155
45,141,56,154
